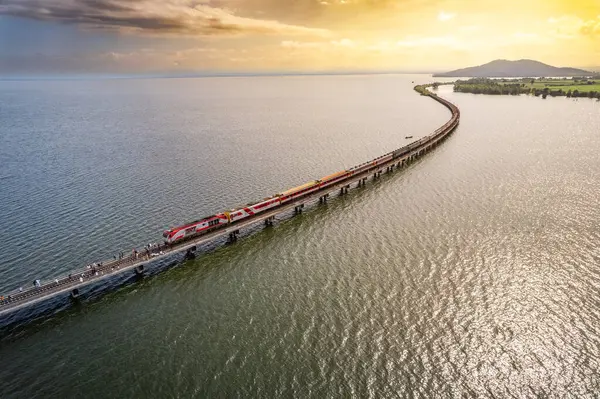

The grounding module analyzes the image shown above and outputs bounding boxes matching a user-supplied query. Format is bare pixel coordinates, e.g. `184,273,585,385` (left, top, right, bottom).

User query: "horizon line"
0,70,441,81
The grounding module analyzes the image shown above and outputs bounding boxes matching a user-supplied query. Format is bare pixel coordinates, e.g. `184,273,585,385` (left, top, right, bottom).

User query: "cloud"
331,38,355,47
438,11,456,22
0,0,330,37
512,32,538,39
281,40,326,49
580,15,600,36
280,38,355,50
396,35,459,47
547,14,600,39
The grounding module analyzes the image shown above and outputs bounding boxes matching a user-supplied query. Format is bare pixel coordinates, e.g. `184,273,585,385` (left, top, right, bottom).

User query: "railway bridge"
0,84,459,321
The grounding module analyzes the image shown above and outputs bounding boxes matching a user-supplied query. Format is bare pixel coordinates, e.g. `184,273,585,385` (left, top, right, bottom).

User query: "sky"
0,0,599,74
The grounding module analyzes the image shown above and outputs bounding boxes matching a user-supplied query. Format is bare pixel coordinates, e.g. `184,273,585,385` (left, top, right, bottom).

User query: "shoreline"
450,77,600,100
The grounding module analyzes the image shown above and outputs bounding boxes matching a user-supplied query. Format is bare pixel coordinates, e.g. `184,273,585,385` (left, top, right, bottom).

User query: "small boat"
405,135,413,139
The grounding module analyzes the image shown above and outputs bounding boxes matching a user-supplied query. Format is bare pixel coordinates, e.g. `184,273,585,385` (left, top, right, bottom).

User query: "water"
1,75,599,397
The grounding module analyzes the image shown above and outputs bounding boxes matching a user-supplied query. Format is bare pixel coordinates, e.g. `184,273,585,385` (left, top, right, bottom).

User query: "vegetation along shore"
449,77,600,99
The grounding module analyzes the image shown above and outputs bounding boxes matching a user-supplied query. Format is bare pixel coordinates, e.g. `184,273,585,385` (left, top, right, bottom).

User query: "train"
163,88,460,245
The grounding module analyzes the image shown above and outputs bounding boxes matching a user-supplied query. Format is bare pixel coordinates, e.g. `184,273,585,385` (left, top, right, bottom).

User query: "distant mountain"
433,59,593,78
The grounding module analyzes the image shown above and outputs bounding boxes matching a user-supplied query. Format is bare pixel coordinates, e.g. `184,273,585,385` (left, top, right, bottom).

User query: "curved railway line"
0,84,460,321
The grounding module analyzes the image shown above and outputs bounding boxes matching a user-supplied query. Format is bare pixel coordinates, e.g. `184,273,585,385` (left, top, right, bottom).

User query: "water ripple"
1,77,600,397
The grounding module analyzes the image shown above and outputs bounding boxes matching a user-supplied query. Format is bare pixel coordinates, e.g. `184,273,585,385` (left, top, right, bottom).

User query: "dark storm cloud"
0,0,330,36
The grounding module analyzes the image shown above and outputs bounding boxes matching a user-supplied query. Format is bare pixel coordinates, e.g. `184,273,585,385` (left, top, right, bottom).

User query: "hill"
433,59,592,78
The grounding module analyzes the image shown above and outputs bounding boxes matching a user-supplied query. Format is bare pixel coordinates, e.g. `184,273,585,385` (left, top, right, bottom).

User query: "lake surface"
0,75,599,397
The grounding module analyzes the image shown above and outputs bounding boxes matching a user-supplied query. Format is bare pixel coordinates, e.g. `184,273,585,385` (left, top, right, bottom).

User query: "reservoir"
0,75,599,397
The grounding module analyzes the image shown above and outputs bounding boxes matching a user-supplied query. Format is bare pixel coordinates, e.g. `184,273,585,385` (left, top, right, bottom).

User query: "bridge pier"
265,216,275,226
184,248,196,260
70,288,80,300
228,230,240,243
358,177,367,187
340,185,350,195
319,193,330,203
135,264,145,275
294,204,304,214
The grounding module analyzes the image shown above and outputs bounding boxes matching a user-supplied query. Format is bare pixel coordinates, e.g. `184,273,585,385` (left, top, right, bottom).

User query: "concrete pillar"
135,264,145,275
184,249,196,260
70,288,80,299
